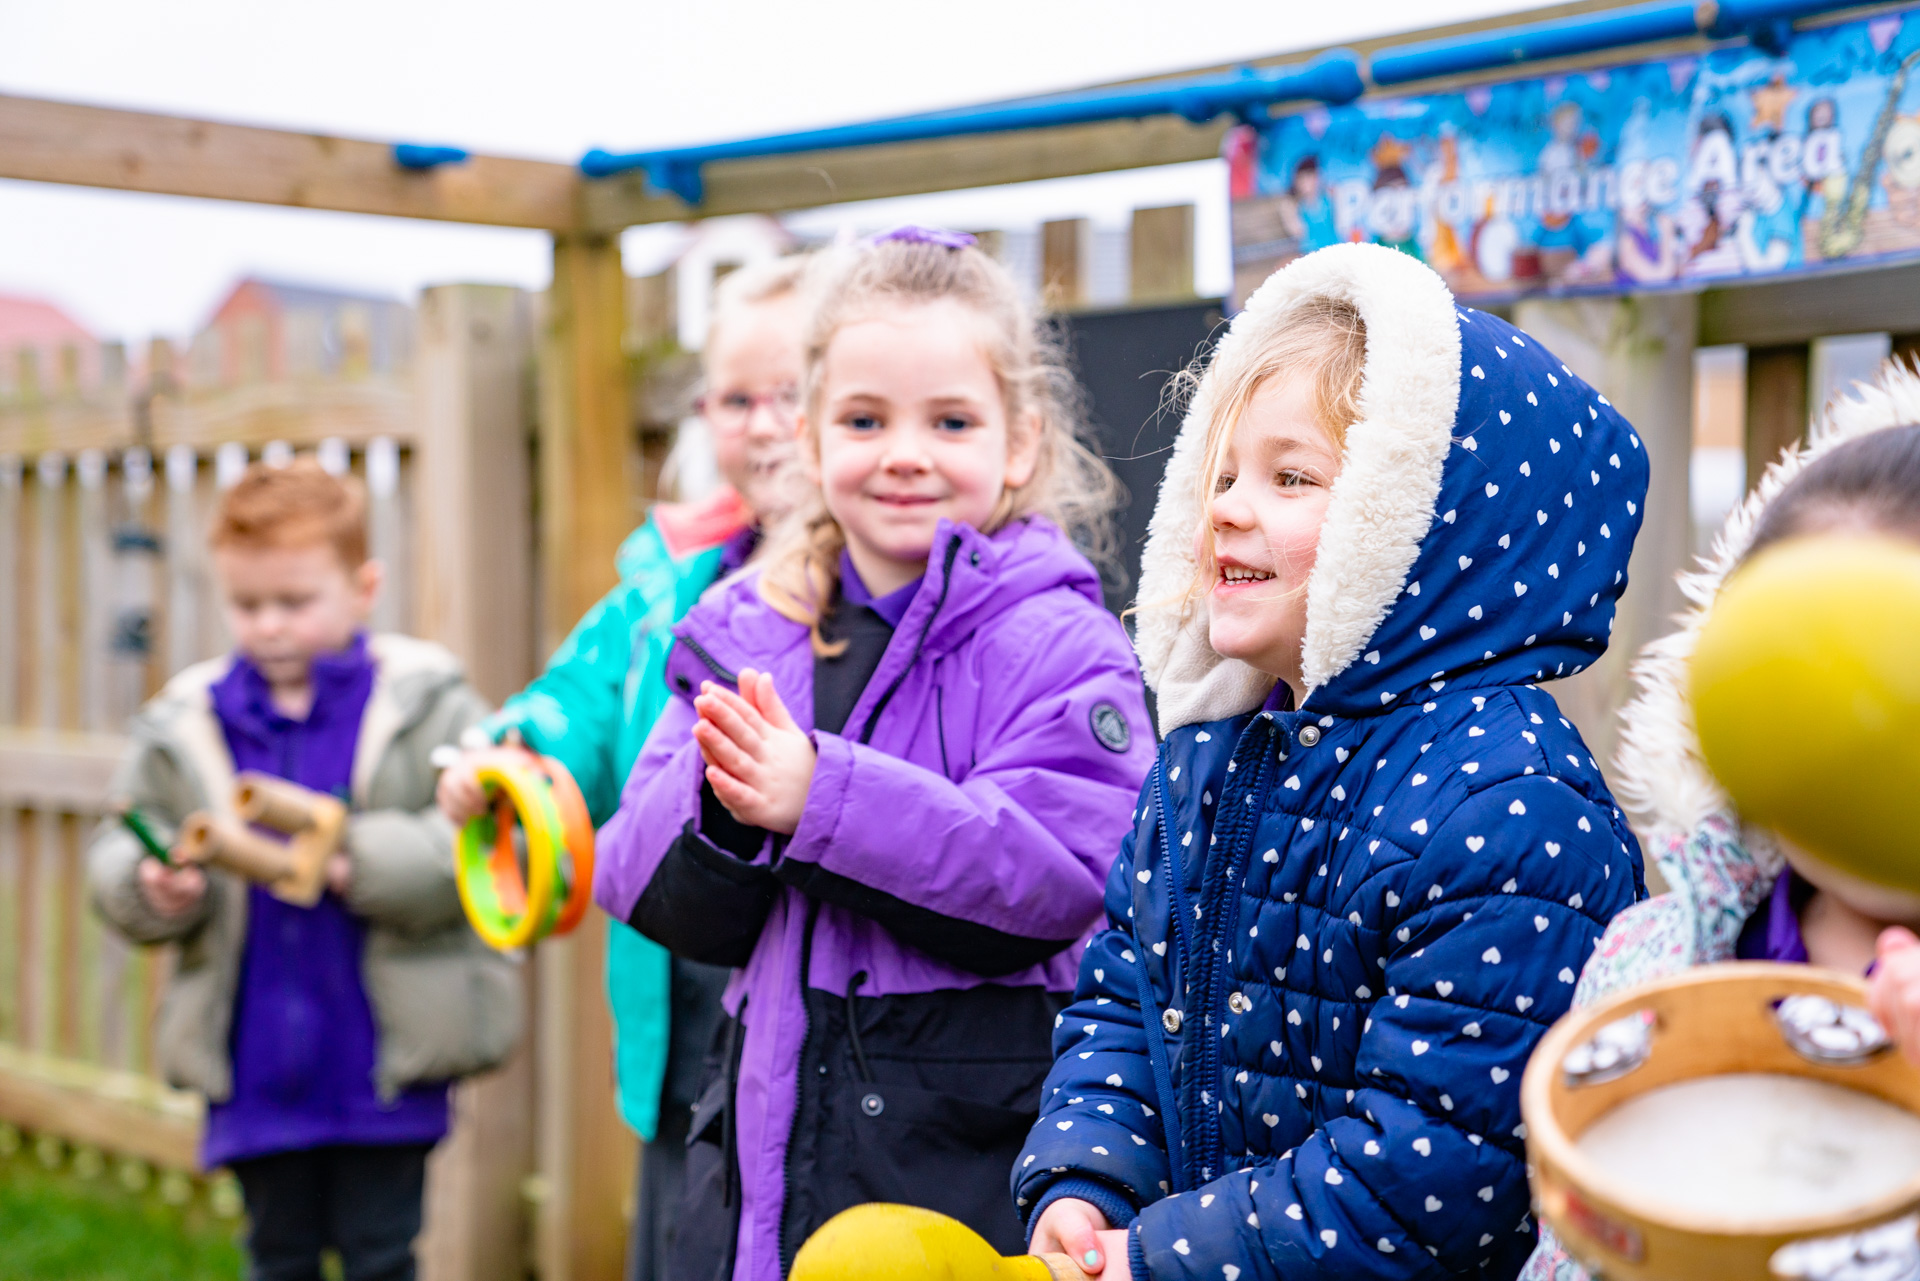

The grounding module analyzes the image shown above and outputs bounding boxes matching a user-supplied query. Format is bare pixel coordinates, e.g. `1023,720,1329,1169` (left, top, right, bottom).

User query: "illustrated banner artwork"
1229,6,1920,303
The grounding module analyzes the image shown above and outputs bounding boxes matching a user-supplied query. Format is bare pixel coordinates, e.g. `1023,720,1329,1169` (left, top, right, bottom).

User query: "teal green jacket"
479,487,751,1140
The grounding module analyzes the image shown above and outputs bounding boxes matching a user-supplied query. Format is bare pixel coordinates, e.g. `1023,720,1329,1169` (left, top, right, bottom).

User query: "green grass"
0,1139,244,1281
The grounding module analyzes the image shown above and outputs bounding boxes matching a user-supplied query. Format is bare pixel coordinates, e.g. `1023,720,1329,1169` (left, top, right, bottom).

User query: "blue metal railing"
580,51,1364,203
576,0,1883,203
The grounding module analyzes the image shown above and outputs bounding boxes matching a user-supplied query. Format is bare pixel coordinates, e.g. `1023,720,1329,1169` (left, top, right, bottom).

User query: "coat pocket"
819,1078,1037,1255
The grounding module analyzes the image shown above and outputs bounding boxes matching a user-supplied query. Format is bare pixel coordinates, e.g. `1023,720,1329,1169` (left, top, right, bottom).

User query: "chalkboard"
1058,299,1226,616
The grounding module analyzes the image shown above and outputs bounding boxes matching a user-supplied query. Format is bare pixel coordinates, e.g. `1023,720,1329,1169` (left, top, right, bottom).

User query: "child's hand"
137,858,207,917
1030,1198,1130,1277
326,852,353,898
1871,926,1920,1066
691,668,815,835
435,753,492,827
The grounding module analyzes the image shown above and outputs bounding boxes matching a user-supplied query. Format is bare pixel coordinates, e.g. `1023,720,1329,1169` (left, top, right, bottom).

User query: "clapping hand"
692,668,816,835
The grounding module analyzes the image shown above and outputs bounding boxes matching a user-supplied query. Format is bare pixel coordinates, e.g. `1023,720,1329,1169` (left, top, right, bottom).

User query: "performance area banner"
1230,6,1920,304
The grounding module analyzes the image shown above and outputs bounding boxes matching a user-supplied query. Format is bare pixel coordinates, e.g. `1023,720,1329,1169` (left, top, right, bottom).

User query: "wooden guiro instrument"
174,773,346,907
1524,964,1920,1281
790,1204,1095,1281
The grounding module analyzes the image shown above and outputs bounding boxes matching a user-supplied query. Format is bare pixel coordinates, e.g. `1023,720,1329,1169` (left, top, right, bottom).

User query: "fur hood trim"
1132,244,1461,733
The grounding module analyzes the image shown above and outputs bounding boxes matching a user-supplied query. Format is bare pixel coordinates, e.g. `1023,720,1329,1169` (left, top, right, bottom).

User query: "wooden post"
1512,294,1697,863
411,284,541,1281
0,455,18,725
414,286,536,706
1042,219,1089,312
1129,205,1196,304
1745,344,1810,487
534,233,637,1281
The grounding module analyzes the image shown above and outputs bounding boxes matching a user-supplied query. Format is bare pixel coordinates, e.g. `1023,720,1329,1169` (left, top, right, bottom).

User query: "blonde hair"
1181,294,1368,607
211,459,367,568
758,237,1120,653
705,254,809,354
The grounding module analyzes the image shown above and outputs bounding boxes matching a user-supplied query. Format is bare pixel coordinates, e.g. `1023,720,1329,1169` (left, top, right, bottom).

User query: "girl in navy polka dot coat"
1014,244,1649,1281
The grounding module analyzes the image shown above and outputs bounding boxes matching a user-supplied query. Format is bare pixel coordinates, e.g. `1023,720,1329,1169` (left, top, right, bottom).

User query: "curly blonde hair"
757,236,1120,653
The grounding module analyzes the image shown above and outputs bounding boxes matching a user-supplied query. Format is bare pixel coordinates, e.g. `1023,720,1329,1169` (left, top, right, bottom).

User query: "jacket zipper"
1190,718,1279,1184
856,535,962,746
679,633,739,686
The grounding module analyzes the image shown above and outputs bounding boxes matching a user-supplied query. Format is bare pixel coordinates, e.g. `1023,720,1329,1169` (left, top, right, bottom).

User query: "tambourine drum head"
1575,1073,1920,1222
1522,964,1920,1281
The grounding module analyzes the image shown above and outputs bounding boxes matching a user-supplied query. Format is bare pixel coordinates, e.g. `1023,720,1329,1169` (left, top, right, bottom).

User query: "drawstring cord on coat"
845,970,874,1084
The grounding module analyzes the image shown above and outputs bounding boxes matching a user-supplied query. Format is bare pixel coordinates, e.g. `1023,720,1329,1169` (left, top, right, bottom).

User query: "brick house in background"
190,277,413,388
0,293,109,399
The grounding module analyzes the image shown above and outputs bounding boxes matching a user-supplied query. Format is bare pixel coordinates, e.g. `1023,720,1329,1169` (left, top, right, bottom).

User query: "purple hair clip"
866,225,977,250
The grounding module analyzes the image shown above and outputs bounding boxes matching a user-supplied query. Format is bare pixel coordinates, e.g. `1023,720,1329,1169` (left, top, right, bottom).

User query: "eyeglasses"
695,386,801,433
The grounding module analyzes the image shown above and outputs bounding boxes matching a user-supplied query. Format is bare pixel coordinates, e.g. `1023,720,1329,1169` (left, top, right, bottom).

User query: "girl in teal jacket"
438,254,809,1280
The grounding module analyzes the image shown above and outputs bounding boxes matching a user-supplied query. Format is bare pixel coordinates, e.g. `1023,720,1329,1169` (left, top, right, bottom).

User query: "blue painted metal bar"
581,51,1365,202
393,144,470,171
581,0,1886,204
1370,0,1868,84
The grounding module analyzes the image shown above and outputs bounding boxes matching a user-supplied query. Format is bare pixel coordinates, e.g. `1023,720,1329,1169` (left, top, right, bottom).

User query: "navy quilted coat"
1011,245,1650,1280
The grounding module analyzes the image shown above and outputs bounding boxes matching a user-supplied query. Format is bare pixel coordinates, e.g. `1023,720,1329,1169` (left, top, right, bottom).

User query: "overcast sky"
0,0,1541,342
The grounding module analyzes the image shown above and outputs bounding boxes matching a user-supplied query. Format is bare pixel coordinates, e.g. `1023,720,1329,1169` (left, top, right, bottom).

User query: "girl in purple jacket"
594,228,1156,1281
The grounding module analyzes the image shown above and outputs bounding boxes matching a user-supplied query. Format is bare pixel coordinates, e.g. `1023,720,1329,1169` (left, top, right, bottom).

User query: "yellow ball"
789,1204,1056,1281
1692,535,1920,893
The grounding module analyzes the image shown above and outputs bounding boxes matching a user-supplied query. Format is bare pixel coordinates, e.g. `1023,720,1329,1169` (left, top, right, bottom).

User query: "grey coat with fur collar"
88,633,522,1106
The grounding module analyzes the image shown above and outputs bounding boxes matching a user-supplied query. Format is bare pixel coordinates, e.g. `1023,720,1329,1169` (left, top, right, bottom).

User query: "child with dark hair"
1525,367,1920,1280
90,458,517,1281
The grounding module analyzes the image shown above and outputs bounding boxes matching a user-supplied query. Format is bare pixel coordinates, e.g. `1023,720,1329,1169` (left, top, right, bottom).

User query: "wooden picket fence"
0,339,421,1183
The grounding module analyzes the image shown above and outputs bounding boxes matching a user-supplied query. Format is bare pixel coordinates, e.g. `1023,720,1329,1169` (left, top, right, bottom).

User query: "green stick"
120,809,173,865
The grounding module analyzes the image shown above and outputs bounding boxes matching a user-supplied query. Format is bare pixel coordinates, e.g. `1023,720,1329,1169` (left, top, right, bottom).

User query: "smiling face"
1203,373,1344,698
807,298,1039,596
706,292,805,521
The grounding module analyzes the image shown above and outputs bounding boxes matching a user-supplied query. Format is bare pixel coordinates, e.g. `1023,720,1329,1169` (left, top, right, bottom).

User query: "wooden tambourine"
1524,963,1920,1281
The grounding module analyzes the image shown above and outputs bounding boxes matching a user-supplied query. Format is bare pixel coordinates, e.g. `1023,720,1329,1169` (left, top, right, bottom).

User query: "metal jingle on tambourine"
1562,1009,1656,1088
1777,996,1896,1068
1771,1214,1920,1281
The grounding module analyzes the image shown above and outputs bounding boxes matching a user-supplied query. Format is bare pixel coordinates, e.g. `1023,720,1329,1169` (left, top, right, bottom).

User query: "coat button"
1162,1008,1183,1035
1228,992,1251,1014
861,1092,885,1117
1298,725,1321,747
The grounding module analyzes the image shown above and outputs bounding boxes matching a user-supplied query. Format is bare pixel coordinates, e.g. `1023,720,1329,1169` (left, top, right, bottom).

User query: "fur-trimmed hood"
1613,360,1920,883
1133,243,1650,732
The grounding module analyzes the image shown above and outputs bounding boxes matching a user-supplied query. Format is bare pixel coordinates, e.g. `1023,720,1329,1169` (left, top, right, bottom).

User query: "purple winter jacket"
595,515,1154,1281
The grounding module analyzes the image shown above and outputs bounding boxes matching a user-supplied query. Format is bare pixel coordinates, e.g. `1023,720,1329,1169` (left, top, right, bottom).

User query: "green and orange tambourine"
454,748,594,951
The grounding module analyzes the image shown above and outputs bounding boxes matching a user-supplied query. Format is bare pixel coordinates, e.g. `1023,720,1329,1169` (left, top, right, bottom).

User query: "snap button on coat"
1162,1008,1183,1034
1297,725,1321,747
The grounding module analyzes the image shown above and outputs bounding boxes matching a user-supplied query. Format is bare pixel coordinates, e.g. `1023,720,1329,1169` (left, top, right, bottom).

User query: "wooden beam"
0,381,415,458
1042,219,1090,311
0,731,122,811
0,1046,201,1172
408,284,540,1281
1699,261,1920,347
1746,344,1811,485
582,115,1227,228
1130,204,1196,303
0,94,581,230
534,234,637,1281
